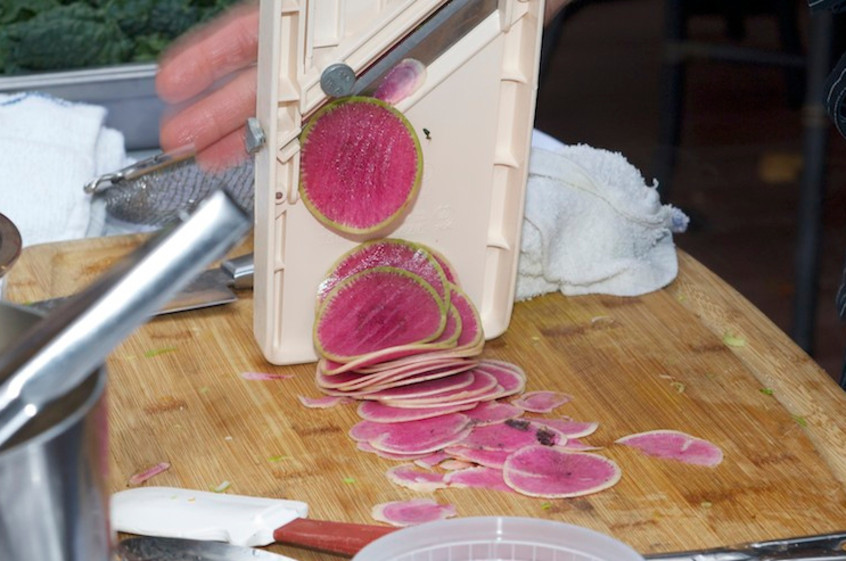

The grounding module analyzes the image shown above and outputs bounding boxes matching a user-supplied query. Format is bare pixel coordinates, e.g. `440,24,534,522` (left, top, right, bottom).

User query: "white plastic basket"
351,517,646,561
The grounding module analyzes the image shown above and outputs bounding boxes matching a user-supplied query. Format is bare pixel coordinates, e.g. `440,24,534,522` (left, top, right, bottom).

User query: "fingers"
159,65,257,157
195,127,251,172
156,1,260,104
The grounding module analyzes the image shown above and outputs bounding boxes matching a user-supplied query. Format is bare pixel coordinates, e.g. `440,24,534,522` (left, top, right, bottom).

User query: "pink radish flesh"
371,498,456,527
615,430,723,467
314,267,445,361
502,445,622,498
299,97,422,234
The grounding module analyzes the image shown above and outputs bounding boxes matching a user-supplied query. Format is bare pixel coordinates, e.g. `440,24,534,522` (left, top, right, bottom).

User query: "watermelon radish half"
314,266,446,362
299,97,423,235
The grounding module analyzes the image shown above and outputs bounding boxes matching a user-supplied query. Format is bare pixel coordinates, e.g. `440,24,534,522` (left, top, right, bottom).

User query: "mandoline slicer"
253,0,546,365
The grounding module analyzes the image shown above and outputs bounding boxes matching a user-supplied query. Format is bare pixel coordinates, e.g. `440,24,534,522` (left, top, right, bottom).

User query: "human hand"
155,2,260,171
156,0,568,171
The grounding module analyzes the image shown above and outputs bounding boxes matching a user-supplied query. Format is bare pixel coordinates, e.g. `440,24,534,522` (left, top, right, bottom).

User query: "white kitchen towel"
0,92,128,247
517,131,689,300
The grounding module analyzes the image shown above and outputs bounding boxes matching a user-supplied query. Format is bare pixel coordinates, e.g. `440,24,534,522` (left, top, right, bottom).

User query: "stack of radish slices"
314,238,505,402
310,238,624,500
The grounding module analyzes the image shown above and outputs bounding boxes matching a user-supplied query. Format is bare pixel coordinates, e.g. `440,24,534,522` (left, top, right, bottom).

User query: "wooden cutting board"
6,235,846,560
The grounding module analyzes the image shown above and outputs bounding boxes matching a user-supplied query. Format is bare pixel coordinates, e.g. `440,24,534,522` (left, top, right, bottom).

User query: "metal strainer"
84,147,255,227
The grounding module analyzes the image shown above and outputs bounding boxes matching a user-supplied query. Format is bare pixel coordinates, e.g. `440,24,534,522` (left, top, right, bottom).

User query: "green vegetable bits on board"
0,0,240,75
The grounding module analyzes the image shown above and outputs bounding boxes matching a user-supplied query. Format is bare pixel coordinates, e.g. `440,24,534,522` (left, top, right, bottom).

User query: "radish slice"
350,413,472,455
443,446,511,469
531,418,599,439
379,370,498,408
314,267,446,362
458,419,564,452
374,58,427,104
444,466,513,493
502,445,622,498
413,450,452,468
615,430,723,467
386,463,448,492
475,360,526,397
463,400,524,425
512,390,572,413
317,239,449,306
353,370,475,400
371,498,456,527
299,97,422,235
357,400,475,422
128,462,170,486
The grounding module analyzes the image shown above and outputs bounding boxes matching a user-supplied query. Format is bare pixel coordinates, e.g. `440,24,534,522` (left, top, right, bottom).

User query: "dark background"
532,0,846,381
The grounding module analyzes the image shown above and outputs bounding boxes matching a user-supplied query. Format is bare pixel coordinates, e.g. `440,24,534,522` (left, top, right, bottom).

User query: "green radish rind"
299,96,423,236
314,266,447,363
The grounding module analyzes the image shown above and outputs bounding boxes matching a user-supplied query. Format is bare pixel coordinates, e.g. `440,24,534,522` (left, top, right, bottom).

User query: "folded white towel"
0,92,128,247
517,132,688,300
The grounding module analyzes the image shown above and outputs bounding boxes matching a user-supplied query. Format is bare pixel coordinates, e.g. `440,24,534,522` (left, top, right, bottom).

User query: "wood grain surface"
5,235,846,560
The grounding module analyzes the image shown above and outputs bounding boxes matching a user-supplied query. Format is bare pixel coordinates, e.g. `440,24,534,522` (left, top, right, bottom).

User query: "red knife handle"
273,517,397,557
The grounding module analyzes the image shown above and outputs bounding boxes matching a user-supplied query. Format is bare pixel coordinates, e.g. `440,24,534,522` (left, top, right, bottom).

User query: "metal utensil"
115,536,296,561
0,189,251,448
644,531,846,561
29,253,255,316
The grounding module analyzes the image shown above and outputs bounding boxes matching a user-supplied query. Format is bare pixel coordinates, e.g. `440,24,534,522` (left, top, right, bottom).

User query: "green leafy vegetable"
0,0,238,75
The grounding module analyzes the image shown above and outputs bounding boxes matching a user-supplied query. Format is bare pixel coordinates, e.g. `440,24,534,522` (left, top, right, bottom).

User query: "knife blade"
29,253,254,316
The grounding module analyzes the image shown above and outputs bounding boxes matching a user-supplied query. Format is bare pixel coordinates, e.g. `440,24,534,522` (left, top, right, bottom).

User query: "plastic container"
351,517,646,561
252,0,545,364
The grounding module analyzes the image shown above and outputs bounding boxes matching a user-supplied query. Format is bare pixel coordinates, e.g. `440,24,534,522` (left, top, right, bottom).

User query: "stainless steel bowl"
0,213,21,282
0,302,111,561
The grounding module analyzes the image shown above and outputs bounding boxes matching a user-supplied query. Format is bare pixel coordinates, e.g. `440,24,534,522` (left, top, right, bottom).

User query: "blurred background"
533,0,846,381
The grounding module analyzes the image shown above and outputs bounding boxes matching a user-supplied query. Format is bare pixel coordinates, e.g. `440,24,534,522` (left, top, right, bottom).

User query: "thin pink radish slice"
356,441,432,461
317,239,449,306
374,58,427,104
615,430,723,467
441,459,475,471
475,360,526,398
413,450,452,468
463,400,524,426
317,357,473,393
459,419,564,451
315,335,461,375
502,445,622,498
297,395,353,409
340,360,478,395
353,370,475,400
379,370,498,408
386,463,448,492
444,466,514,493
357,400,475,422
444,446,511,469
449,285,483,349
352,413,472,455
371,498,456,527
355,342,483,375
299,96,422,235
531,418,599,439
512,390,572,413
314,267,446,362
